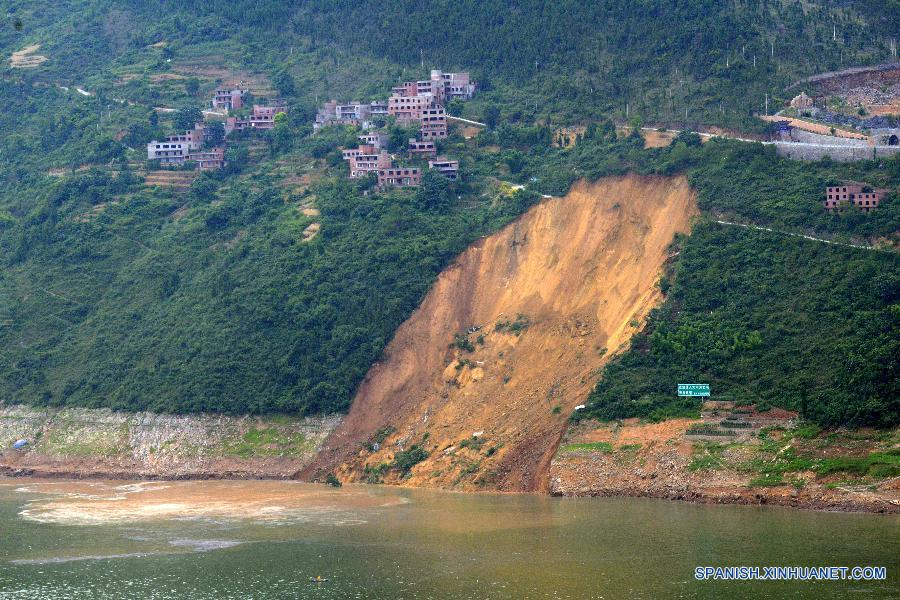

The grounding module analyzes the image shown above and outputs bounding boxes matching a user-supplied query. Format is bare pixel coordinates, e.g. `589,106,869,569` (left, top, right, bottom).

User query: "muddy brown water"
1,478,897,599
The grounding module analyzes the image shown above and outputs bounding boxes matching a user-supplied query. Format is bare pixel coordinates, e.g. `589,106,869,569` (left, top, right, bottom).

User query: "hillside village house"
225,103,287,134
378,166,421,188
213,88,247,113
428,156,459,180
324,68,475,186
147,123,225,169
824,182,888,213
409,139,436,158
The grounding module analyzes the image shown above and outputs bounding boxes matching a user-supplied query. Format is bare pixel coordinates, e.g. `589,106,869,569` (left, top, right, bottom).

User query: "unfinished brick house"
225,104,287,134
358,132,388,150
824,182,888,213
147,124,204,164
429,156,459,180
388,95,431,122
378,166,421,188
409,138,436,158
349,149,392,178
419,107,448,139
190,148,227,170
213,89,247,113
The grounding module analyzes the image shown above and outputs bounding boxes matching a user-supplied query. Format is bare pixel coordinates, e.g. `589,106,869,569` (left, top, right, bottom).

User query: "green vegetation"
324,473,342,487
220,426,308,458
688,443,728,471
391,445,429,476
494,313,530,336
0,1,897,433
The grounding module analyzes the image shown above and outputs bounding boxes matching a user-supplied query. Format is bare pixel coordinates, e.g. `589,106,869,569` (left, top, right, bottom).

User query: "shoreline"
2,460,897,515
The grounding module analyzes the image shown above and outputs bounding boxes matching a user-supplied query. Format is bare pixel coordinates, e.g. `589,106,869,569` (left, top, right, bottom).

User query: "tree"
174,107,203,132
206,121,225,147
483,105,500,129
273,69,296,97
185,77,200,97
415,170,452,210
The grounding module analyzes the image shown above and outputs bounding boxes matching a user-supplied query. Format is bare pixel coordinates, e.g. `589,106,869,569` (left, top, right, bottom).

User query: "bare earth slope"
303,175,698,491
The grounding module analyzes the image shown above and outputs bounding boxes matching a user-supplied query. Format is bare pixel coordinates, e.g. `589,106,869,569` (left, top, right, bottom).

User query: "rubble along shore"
550,418,900,514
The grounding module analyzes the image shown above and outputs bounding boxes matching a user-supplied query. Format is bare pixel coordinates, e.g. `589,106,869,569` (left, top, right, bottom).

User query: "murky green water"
0,479,897,599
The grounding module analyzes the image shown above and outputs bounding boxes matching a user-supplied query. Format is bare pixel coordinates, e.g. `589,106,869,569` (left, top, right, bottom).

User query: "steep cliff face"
304,175,698,491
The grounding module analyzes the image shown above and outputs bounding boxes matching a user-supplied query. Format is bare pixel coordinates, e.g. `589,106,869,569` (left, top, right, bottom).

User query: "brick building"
409,138,436,158
213,89,247,113
225,104,287,134
429,156,459,180
378,166,421,188
349,149,392,178
190,148,227,170
824,182,888,213
388,95,431,122
419,107,448,139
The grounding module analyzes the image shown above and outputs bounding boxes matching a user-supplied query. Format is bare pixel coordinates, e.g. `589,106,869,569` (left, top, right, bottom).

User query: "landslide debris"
304,174,698,491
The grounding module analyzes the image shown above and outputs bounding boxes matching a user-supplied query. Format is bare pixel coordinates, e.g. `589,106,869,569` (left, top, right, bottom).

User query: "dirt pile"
303,174,698,491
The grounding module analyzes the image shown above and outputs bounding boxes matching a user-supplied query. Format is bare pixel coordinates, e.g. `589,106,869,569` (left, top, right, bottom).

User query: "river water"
0,479,896,599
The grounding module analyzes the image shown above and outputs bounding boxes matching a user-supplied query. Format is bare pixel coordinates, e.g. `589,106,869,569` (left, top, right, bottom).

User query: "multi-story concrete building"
147,124,204,164
378,166,421,188
388,95,431,122
429,156,460,180
212,89,247,113
358,132,388,150
315,100,375,130
391,70,476,103
190,148,227,170
409,138,436,158
419,106,448,139
824,182,888,213
432,70,476,100
349,150,392,178
225,104,287,134
147,140,192,164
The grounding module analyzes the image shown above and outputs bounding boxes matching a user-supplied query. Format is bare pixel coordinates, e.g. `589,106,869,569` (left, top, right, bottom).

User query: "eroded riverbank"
0,404,339,480
551,419,900,514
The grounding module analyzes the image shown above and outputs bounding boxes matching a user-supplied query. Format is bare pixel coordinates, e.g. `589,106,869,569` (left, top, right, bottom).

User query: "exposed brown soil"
10,44,48,68
551,419,900,514
302,174,698,491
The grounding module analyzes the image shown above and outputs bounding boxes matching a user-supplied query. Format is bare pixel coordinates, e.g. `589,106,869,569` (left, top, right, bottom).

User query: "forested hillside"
3,1,898,128
0,1,897,427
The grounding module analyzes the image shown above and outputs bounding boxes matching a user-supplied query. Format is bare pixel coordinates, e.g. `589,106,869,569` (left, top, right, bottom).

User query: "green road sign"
678,383,710,397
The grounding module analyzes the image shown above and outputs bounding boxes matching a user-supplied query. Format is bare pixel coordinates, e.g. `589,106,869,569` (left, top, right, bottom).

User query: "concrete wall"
774,142,900,162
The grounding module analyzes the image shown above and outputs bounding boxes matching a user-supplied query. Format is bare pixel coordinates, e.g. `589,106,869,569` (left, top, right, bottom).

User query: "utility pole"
833,24,836,42
765,93,769,116
420,48,423,69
